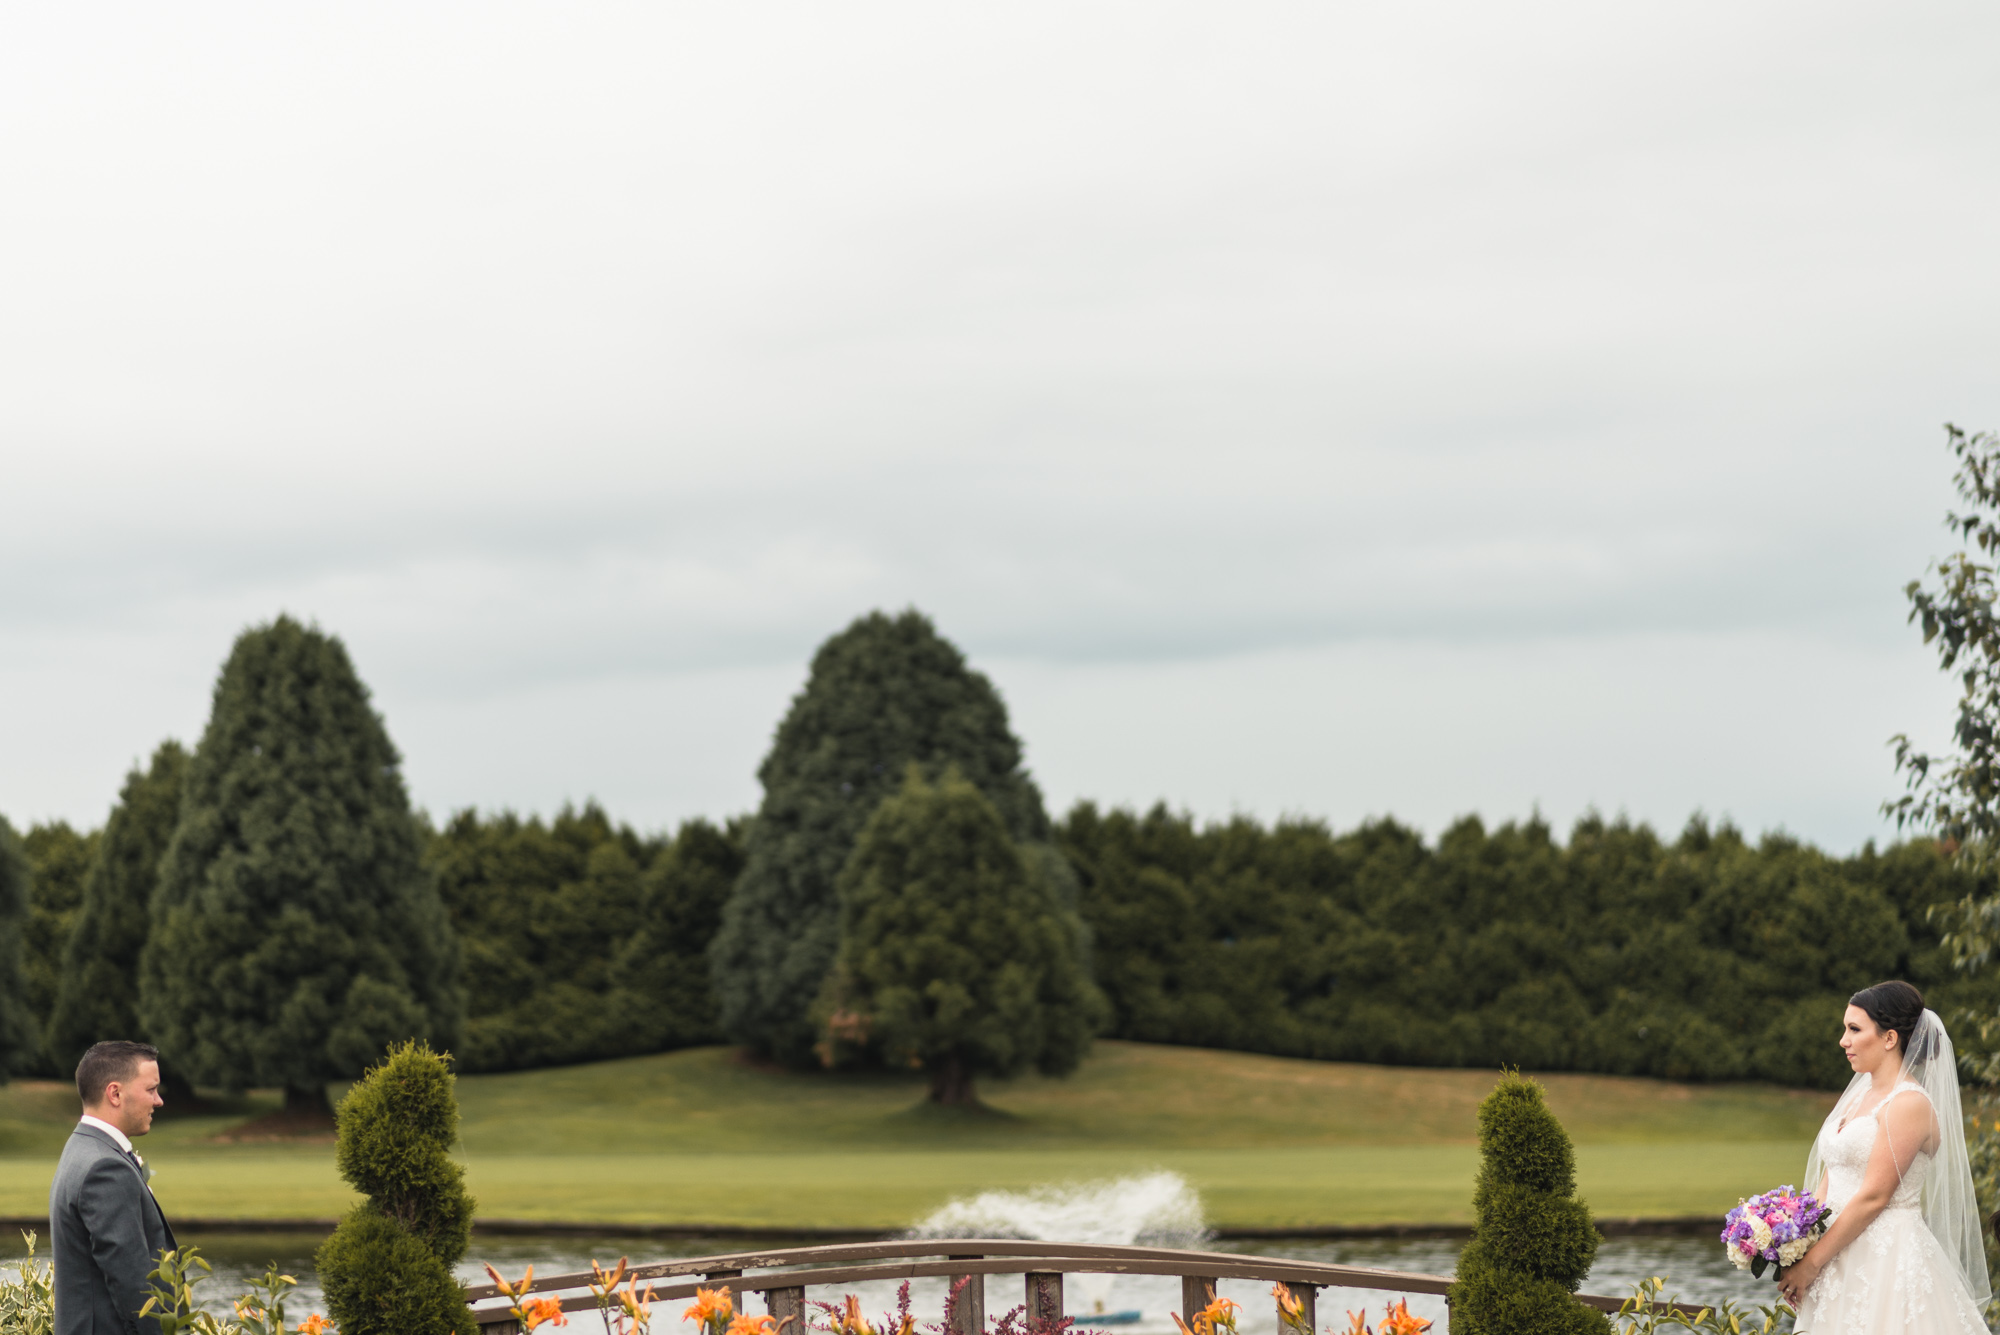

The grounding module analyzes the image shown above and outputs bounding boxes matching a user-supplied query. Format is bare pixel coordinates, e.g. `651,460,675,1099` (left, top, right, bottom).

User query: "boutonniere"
134,1154,154,1184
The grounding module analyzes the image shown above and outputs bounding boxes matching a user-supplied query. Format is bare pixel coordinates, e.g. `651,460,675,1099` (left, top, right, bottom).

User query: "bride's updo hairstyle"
1850,979,1926,1054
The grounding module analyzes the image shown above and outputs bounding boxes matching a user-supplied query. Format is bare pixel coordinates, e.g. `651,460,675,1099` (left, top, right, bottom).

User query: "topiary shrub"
315,1041,478,1335
1448,1071,1611,1335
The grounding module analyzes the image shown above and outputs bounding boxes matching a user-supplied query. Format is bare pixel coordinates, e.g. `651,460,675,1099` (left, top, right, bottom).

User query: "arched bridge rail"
462,1238,1652,1334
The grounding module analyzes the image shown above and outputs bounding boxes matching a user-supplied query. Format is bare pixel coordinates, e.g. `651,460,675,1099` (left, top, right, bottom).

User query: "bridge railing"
460,1238,1651,1334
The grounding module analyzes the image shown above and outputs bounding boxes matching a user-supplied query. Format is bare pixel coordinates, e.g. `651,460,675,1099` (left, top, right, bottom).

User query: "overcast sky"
5,3,1997,851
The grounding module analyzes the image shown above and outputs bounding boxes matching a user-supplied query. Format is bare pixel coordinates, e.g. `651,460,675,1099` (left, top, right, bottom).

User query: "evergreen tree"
47,741,188,1076
1448,1072,1609,1335
430,803,659,1073
20,821,99,1074
712,609,1052,1064
316,1041,478,1335
1059,802,1992,1088
139,617,462,1110
0,819,37,1079
822,768,1104,1105
608,816,746,1052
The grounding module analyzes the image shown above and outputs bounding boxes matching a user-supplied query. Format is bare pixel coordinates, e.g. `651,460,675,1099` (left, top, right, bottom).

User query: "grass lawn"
0,1043,1834,1231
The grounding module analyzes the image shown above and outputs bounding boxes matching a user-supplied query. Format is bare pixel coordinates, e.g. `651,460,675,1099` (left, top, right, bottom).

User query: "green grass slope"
0,1043,1833,1230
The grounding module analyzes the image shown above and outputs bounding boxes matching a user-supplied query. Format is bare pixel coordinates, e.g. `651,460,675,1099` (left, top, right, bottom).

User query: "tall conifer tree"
139,617,461,1110
47,741,188,1074
20,821,98,1075
0,818,37,1079
710,610,1054,1063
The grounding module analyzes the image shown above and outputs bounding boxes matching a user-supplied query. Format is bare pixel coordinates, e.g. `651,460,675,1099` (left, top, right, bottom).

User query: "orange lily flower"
1376,1300,1430,1335
838,1294,875,1335
686,1289,736,1325
1197,1296,1240,1335
1271,1283,1307,1334
524,1296,569,1330
297,1318,332,1335
727,1316,777,1335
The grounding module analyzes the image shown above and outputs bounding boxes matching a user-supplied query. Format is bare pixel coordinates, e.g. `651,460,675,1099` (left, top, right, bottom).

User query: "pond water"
1,1229,1775,1333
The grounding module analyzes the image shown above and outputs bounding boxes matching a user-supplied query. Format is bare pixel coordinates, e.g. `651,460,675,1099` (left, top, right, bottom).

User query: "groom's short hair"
76,1041,160,1108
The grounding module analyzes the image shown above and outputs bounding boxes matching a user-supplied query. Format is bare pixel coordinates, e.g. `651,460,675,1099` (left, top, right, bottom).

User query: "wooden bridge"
462,1238,1651,1333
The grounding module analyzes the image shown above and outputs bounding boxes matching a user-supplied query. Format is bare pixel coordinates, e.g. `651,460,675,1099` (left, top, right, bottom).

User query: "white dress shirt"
78,1114,134,1154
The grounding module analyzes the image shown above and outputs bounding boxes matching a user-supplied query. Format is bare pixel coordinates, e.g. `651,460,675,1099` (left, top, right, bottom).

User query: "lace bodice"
1816,1080,1934,1212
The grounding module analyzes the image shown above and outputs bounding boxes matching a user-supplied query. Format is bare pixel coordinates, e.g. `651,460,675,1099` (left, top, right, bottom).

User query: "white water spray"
907,1171,1210,1316
907,1170,1209,1246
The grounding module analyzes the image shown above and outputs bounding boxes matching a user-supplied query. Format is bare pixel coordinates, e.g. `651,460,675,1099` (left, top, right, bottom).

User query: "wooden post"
766,1286,807,1335
947,1256,986,1335
478,1321,521,1335
1026,1272,1063,1328
1182,1277,1216,1324
707,1269,744,1318
1277,1284,1315,1335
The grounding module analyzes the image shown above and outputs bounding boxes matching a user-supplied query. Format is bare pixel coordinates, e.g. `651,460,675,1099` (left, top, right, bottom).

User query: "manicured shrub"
316,1041,478,1335
1448,1072,1609,1335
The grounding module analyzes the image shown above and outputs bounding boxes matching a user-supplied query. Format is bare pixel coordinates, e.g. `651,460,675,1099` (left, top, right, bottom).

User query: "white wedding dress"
1795,1078,1990,1333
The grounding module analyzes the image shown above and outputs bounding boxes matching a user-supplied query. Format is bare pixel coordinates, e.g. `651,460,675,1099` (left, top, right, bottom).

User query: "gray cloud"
3,0,1997,847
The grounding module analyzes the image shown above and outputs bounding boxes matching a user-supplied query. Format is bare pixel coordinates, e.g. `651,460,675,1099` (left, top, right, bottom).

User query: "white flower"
1728,1245,1753,1271
1777,1236,1813,1266
1749,1216,1773,1251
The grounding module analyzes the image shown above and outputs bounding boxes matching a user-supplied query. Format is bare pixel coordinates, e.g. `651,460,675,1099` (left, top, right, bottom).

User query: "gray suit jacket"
49,1124,176,1335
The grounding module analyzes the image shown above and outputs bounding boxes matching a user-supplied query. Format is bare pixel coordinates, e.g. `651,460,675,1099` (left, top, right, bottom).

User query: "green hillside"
0,1043,1831,1230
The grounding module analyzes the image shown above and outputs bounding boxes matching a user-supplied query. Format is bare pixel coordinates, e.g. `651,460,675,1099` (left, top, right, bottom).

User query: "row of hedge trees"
4,608,1993,1099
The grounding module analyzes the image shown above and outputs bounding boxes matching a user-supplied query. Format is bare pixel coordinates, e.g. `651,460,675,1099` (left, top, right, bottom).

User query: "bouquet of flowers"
1721,1185,1831,1279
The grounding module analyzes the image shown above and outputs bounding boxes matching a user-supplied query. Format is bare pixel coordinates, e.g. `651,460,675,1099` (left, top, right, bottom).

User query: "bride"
1779,980,1992,1332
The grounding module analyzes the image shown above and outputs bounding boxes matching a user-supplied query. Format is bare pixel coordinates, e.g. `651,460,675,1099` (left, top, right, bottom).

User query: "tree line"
2,608,1990,1103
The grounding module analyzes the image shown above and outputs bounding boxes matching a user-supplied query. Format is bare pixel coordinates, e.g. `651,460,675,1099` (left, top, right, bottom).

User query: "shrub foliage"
823,767,1105,1104
431,805,741,1072
316,1041,478,1335
1060,803,1996,1088
1450,1072,1610,1335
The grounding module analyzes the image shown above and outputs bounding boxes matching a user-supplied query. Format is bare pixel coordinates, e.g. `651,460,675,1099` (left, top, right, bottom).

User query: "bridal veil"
1804,1008,1992,1305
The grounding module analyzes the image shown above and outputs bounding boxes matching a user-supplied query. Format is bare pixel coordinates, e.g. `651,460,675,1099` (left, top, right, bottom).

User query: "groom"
50,1040,176,1335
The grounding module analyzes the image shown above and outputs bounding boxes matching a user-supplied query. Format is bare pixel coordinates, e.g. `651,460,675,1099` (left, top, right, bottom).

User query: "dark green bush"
1449,1072,1609,1335
1060,805,2000,1088
821,767,1105,1104
316,1042,477,1335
